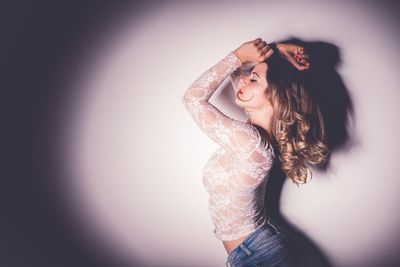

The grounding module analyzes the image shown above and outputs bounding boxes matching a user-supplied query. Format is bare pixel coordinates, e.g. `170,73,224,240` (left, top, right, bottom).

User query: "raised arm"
181,51,261,160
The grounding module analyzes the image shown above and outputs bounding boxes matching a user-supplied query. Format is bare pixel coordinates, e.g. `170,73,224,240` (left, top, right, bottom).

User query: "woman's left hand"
277,43,310,71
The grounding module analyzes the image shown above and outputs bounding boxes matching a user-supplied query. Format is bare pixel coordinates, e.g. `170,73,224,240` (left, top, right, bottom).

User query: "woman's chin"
234,95,243,106
236,91,253,103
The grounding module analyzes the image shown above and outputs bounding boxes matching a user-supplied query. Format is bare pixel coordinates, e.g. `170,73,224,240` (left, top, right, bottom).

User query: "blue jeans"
225,219,296,267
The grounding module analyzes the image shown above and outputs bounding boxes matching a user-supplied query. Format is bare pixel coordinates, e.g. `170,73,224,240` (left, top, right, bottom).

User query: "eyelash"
250,79,257,82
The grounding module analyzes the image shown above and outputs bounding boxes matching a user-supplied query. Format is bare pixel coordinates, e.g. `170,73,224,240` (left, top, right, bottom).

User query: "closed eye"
250,79,257,82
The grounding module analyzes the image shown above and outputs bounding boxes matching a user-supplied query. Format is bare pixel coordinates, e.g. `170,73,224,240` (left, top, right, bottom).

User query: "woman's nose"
238,76,250,88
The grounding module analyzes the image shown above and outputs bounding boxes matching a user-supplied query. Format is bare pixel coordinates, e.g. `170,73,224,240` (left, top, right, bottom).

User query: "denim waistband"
225,219,282,266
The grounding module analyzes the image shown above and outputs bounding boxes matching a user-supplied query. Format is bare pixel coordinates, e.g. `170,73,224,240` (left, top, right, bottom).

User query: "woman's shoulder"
250,124,276,159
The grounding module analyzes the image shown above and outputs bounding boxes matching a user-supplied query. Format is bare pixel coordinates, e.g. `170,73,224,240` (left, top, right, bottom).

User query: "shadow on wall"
284,37,355,155
298,37,355,155
230,37,352,267
263,37,353,267
264,37,354,267
223,34,400,267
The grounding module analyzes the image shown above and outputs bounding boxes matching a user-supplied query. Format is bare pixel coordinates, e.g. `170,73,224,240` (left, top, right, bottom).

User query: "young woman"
181,38,329,267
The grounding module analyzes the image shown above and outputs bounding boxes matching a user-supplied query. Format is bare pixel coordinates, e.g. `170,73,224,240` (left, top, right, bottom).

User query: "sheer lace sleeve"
181,52,261,160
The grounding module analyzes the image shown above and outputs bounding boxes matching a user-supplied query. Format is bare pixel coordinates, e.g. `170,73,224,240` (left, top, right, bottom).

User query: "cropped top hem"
214,217,268,241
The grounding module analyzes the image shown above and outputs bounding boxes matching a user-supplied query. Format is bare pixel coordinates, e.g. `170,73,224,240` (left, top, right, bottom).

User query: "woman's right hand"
233,38,274,64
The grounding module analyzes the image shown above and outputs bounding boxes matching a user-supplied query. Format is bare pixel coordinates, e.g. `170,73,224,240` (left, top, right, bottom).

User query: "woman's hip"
226,220,294,267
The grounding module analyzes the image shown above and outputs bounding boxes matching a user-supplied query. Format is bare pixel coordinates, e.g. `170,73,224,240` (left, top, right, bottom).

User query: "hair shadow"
264,37,354,267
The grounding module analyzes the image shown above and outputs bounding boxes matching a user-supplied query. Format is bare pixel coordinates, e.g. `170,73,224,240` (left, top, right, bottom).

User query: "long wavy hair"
264,49,330,185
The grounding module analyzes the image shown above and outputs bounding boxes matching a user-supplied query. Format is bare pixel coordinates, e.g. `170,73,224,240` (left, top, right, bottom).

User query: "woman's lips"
236,87,254,101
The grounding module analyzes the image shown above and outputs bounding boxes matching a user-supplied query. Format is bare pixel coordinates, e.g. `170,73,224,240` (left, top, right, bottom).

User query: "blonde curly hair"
265,51,330,185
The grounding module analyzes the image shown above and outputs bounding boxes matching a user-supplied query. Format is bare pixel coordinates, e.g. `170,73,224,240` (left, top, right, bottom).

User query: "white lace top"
181,51,275,241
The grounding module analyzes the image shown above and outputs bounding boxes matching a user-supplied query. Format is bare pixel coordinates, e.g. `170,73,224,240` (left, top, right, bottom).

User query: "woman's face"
234,62,272,110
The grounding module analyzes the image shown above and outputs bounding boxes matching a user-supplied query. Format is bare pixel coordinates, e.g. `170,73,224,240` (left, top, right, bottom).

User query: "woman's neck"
244,108,274,141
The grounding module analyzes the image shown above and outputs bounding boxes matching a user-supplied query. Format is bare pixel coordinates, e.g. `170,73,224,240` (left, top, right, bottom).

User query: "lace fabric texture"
181,52,275,241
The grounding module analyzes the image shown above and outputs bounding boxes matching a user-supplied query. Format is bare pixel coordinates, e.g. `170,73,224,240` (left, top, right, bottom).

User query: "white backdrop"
58,1,400,266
